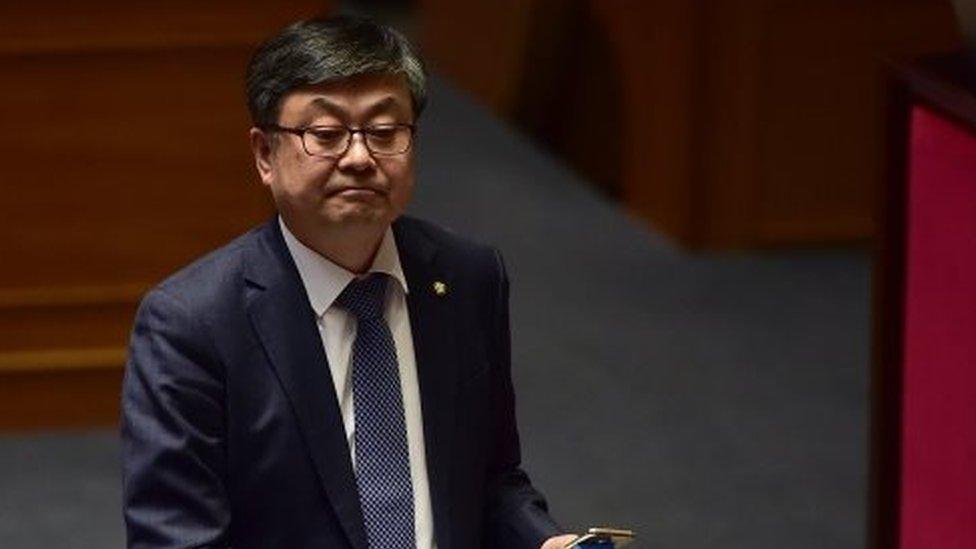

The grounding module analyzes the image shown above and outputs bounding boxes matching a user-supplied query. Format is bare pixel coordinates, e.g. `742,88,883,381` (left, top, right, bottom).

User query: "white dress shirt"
279,217,435,548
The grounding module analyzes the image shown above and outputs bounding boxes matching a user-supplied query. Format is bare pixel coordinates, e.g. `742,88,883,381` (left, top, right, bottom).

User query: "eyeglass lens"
303,126,412,157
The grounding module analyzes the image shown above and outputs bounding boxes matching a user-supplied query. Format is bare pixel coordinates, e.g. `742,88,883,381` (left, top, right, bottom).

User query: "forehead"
277,73,413,124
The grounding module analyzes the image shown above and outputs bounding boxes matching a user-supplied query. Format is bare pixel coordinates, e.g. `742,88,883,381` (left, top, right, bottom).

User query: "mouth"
327,186,386,198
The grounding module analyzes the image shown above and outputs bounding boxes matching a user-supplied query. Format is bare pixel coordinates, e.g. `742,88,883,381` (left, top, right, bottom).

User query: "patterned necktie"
335,273,415,548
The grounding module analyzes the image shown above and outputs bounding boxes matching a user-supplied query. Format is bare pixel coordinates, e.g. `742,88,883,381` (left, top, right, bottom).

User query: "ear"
249,127,275,186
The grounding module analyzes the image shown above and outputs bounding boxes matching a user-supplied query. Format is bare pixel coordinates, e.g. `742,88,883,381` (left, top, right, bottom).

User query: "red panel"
900,104,976,548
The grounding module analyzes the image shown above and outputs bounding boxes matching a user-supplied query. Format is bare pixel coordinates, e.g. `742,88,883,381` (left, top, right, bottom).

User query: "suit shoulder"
147,223,265,312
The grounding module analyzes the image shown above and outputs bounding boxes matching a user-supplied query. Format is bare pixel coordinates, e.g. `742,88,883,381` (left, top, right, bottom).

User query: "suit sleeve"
483,249,565,548
121,288,230,549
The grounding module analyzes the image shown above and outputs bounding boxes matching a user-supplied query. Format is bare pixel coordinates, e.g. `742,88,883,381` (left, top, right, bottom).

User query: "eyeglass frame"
261,123,417,158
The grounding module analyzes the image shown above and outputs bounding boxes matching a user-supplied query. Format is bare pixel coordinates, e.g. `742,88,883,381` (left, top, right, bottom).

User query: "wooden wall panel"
419,0,963,248
0,291,139,351
587,0,701,241
0,1,329,429
697,0,767,248
1,47,272,287
0,1,325,52
417,0,535,114
0,368,125,431
756,1,961,244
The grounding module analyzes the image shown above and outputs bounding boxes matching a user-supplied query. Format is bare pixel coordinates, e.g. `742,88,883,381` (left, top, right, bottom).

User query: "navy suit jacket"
121,216,562,548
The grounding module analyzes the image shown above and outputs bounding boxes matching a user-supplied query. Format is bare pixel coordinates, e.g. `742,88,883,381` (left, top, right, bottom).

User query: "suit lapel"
394,219,459,549
243,220,368,549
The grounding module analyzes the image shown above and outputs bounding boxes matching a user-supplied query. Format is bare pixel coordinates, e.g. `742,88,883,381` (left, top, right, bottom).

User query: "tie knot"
336,273,388,320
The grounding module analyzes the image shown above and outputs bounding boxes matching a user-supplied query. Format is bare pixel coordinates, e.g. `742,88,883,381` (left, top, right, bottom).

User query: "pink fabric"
900,105,976,549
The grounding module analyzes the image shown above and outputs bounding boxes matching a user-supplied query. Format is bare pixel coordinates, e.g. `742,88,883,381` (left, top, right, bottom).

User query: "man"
121,15,577,549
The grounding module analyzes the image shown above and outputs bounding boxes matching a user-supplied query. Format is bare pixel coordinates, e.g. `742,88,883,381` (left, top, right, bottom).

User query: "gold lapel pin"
432,281,448,296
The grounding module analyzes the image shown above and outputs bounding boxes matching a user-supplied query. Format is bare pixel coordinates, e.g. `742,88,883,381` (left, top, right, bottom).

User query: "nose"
336,131,375,172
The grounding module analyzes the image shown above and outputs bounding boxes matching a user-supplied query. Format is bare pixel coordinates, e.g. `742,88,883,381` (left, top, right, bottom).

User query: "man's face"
252,73,416,232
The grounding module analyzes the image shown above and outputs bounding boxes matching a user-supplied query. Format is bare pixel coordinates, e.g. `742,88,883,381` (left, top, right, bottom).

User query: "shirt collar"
279,216,409,318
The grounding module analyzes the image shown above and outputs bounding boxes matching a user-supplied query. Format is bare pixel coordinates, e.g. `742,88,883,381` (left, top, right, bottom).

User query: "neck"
283,216,388,274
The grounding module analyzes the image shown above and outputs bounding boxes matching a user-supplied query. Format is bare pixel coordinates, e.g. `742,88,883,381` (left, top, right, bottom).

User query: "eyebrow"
303,96,408,124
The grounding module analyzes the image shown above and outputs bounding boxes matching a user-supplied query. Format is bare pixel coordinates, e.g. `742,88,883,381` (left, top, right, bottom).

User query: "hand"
541,534,580,549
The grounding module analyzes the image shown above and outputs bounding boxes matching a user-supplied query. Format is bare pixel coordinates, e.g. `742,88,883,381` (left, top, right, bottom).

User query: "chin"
329,206,391,226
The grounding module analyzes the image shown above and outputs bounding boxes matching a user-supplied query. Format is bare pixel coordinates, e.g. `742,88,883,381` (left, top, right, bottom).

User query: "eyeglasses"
263,123,416,158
